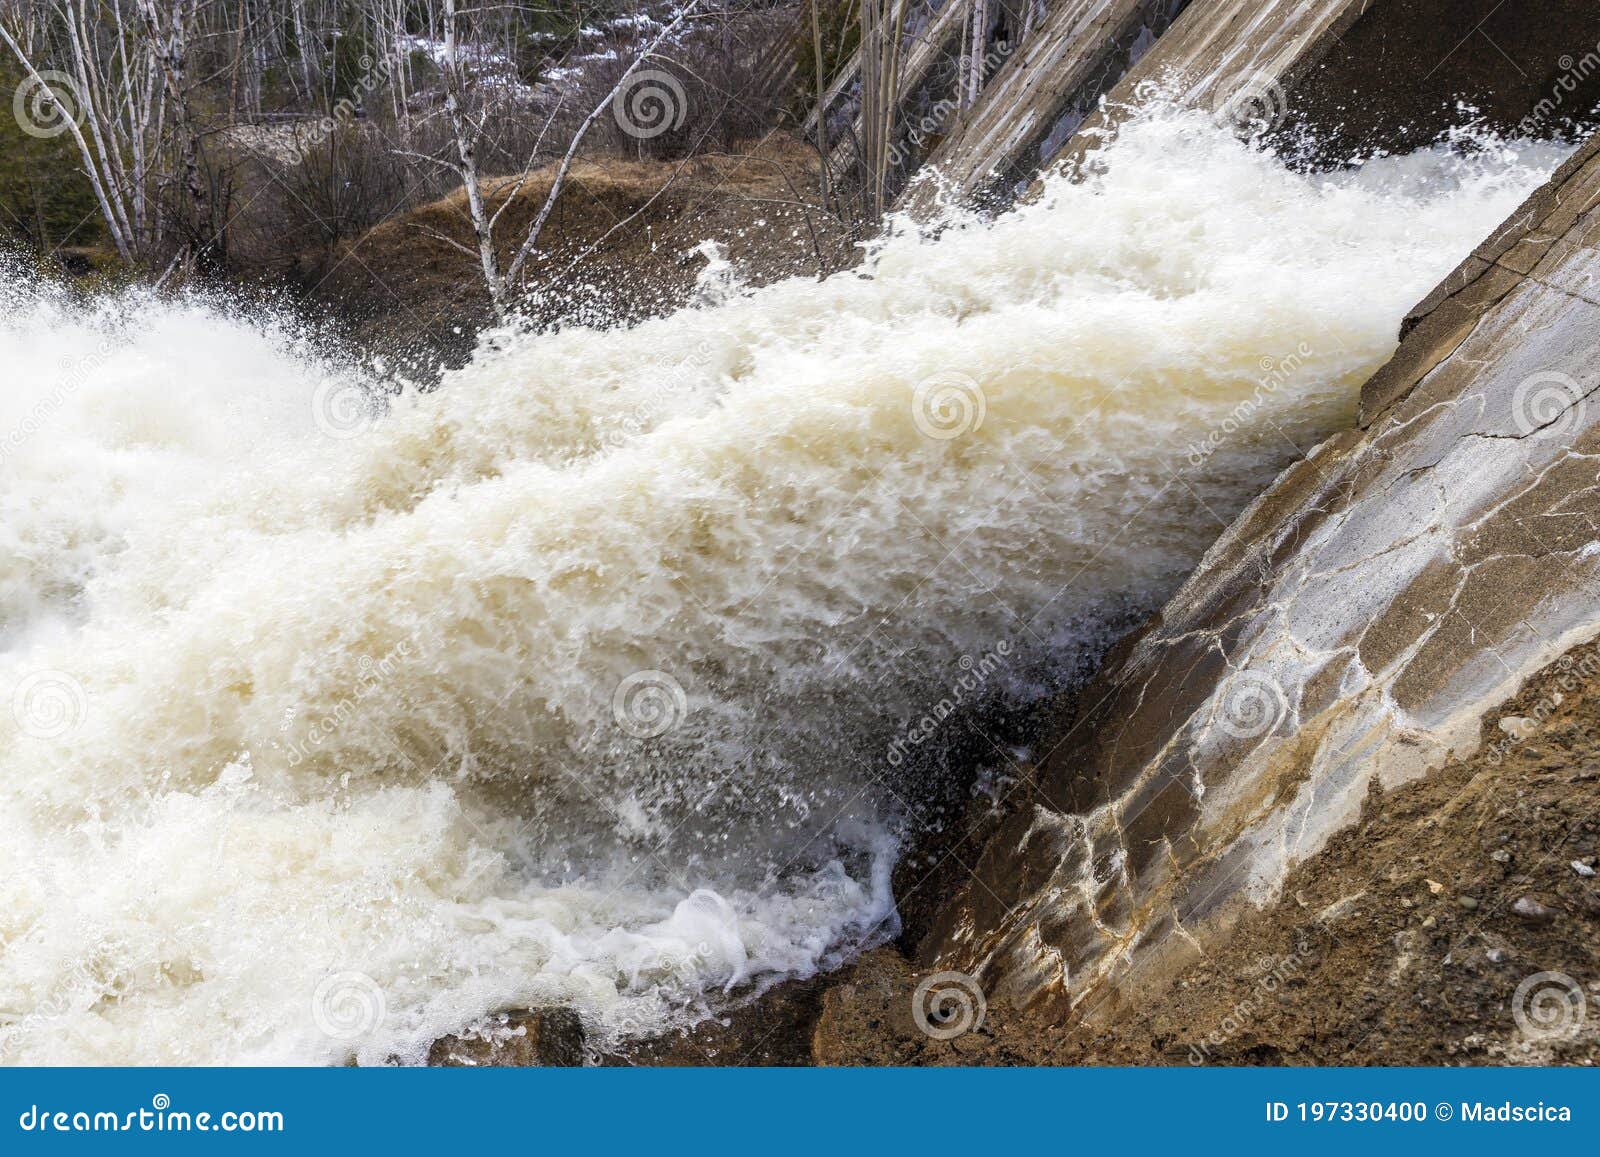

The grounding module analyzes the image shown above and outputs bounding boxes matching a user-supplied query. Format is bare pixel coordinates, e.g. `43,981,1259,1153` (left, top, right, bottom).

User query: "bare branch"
502,0,702,291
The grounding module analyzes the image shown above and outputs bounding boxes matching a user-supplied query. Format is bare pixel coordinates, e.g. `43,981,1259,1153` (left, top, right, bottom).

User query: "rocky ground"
584,638,1600,1067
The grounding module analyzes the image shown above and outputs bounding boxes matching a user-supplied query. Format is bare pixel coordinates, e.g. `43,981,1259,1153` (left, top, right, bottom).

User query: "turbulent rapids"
0,111,1567,1064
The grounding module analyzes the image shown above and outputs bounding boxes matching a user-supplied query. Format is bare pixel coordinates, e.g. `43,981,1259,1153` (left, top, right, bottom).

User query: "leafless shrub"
585,8,797,159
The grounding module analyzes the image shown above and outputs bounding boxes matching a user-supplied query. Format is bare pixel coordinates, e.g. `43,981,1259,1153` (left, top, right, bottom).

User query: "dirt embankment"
314,134,854,358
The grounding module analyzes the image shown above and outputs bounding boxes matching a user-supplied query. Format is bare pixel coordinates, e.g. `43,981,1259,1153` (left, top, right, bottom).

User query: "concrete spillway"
922,122,1600,1026
905,0,1600,209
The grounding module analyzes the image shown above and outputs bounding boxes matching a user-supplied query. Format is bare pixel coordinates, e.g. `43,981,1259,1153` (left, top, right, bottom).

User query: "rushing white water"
0,111,1567,1064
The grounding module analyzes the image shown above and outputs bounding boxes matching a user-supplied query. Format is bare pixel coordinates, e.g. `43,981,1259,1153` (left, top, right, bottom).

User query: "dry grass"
317,133,854,353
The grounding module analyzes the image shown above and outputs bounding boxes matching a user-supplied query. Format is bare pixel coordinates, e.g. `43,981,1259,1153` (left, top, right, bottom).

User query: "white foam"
0,111,1566,1063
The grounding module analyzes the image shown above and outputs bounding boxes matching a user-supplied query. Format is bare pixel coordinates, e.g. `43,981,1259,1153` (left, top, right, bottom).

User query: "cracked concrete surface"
922,132,1600,1024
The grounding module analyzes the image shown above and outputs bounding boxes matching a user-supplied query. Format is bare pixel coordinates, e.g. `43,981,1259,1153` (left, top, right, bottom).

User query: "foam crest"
0,111,1567,1063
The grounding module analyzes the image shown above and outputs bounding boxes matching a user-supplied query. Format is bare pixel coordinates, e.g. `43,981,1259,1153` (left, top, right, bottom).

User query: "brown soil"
611,638,1600,1066
314,134,854,359
1047,639,1600,1067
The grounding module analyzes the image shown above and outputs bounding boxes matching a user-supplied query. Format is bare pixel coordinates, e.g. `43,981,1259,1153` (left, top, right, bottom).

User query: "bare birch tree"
4,0,806,286
961,0,988,108
856,0,905,218
0,0,171,262
415,0,702,317
131,0,211,259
